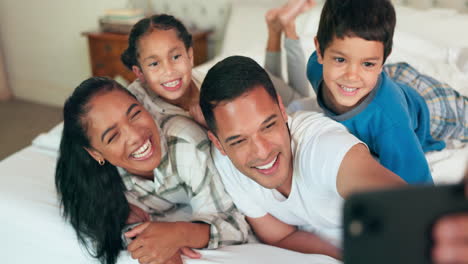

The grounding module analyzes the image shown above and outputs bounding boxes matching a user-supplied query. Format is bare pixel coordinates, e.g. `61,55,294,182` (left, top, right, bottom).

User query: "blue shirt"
306,52,445,184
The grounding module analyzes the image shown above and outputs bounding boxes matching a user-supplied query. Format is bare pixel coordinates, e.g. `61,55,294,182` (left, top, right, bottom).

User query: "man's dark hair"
316,0,396,63
200,55,278,133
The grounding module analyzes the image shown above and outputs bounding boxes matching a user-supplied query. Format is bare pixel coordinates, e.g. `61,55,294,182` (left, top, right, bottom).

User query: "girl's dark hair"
55,77,134,264
121,14,192,69
316,0,396,63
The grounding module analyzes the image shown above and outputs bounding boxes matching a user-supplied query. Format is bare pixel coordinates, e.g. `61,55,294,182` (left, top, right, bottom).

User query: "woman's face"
133,28,194,105
84,89,161,177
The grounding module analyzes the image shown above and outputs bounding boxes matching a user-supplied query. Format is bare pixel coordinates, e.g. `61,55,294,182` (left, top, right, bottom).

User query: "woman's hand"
125,222,201,264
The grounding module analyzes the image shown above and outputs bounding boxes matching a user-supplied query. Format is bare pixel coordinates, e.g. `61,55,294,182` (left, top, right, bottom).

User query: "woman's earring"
99,159,105,166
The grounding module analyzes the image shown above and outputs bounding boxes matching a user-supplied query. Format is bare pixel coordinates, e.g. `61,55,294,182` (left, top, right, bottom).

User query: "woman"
55,77,249,264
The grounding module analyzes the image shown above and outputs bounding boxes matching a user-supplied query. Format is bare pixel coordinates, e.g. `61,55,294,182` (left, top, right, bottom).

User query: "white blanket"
0,146,338,264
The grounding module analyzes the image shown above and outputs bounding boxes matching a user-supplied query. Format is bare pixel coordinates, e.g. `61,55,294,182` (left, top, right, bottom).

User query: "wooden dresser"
83,30,211,83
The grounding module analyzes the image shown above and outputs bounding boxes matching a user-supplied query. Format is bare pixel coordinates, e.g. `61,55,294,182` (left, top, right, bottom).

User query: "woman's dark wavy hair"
316,0,396,63
121,14,192,70
55,77,135,264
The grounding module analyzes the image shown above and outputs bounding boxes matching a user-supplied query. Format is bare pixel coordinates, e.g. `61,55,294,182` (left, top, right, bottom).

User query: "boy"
306,0,467,184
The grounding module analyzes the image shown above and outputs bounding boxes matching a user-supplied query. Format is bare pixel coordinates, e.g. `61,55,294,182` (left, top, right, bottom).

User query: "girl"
120,0,315,126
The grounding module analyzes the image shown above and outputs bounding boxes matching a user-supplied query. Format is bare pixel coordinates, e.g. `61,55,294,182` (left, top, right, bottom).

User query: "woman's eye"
108,133,118,144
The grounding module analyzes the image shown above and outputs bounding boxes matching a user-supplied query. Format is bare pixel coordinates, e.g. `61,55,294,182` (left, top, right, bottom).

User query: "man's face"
316,36,384,114
209,86,294,195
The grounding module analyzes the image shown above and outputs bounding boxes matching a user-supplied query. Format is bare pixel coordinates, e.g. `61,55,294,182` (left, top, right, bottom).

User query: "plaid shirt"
120,79,251,248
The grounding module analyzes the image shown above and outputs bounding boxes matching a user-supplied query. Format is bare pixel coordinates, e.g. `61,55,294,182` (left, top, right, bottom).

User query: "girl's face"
84,89,162,177
133,28,194,105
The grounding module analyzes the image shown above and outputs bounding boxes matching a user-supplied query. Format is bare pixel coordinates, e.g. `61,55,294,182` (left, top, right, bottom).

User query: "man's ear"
132,66,146,83
314,37,324,64
277,94,288,121
207,131,226,156
84,147,104,163
188,47,194,67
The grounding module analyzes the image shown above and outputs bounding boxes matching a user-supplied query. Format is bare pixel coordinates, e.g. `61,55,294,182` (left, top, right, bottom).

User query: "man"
199,55,405,260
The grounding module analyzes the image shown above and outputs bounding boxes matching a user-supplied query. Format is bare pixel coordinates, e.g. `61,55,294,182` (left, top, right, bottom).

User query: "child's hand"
126,203,150,224
189,104,208,129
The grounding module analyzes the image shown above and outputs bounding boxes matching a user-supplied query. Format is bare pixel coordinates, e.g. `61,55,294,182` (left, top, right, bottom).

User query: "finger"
126,222,150,238
180,247,201,259
155,252,183,264
434,214,468,242
127,237,142,252
137,255,152,264
433,240,468,264
130,246,148,260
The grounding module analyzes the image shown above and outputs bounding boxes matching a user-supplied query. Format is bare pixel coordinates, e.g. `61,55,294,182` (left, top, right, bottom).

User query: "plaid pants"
384,62,468,142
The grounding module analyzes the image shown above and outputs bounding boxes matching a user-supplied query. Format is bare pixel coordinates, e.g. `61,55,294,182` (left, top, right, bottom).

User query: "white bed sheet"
0,145,339,264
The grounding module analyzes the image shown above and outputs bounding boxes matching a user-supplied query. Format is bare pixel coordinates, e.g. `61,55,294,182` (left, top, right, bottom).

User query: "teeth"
255,156,278,170
162,80,180,87
340,85,357,92
131,139,151,158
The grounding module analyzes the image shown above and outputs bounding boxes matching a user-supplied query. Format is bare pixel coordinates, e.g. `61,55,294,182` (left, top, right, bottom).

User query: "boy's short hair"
316,0,396,63
199,55,278,133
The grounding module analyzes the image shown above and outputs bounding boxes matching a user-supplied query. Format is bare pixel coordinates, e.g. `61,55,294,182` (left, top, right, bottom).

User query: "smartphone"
343,183,468,264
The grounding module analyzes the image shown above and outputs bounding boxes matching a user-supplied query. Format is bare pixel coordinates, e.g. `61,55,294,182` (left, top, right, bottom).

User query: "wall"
0,0,465,107
0,0,128,106
0,44,11,101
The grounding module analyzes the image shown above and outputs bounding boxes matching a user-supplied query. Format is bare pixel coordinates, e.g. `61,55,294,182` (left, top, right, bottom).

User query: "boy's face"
315,36,384,114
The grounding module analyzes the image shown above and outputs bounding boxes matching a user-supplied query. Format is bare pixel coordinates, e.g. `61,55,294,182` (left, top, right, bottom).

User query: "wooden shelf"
83,30,211,83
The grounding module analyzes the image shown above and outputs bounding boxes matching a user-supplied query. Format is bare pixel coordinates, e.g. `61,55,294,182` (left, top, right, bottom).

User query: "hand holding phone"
343,183,468,264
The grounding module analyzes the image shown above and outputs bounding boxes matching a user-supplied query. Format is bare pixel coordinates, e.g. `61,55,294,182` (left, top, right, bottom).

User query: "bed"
1,1,468,263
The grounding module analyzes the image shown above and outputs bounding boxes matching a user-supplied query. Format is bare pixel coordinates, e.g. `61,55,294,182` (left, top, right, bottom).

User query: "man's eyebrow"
225,135,241,144
126,103,138,116
224,114,277,144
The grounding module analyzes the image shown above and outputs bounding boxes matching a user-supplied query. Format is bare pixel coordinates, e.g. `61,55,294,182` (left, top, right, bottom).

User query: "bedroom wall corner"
0,44,12,101
0,0,128,107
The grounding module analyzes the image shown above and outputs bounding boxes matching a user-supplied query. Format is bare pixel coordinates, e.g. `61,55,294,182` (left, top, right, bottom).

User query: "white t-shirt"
212,111,362,247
